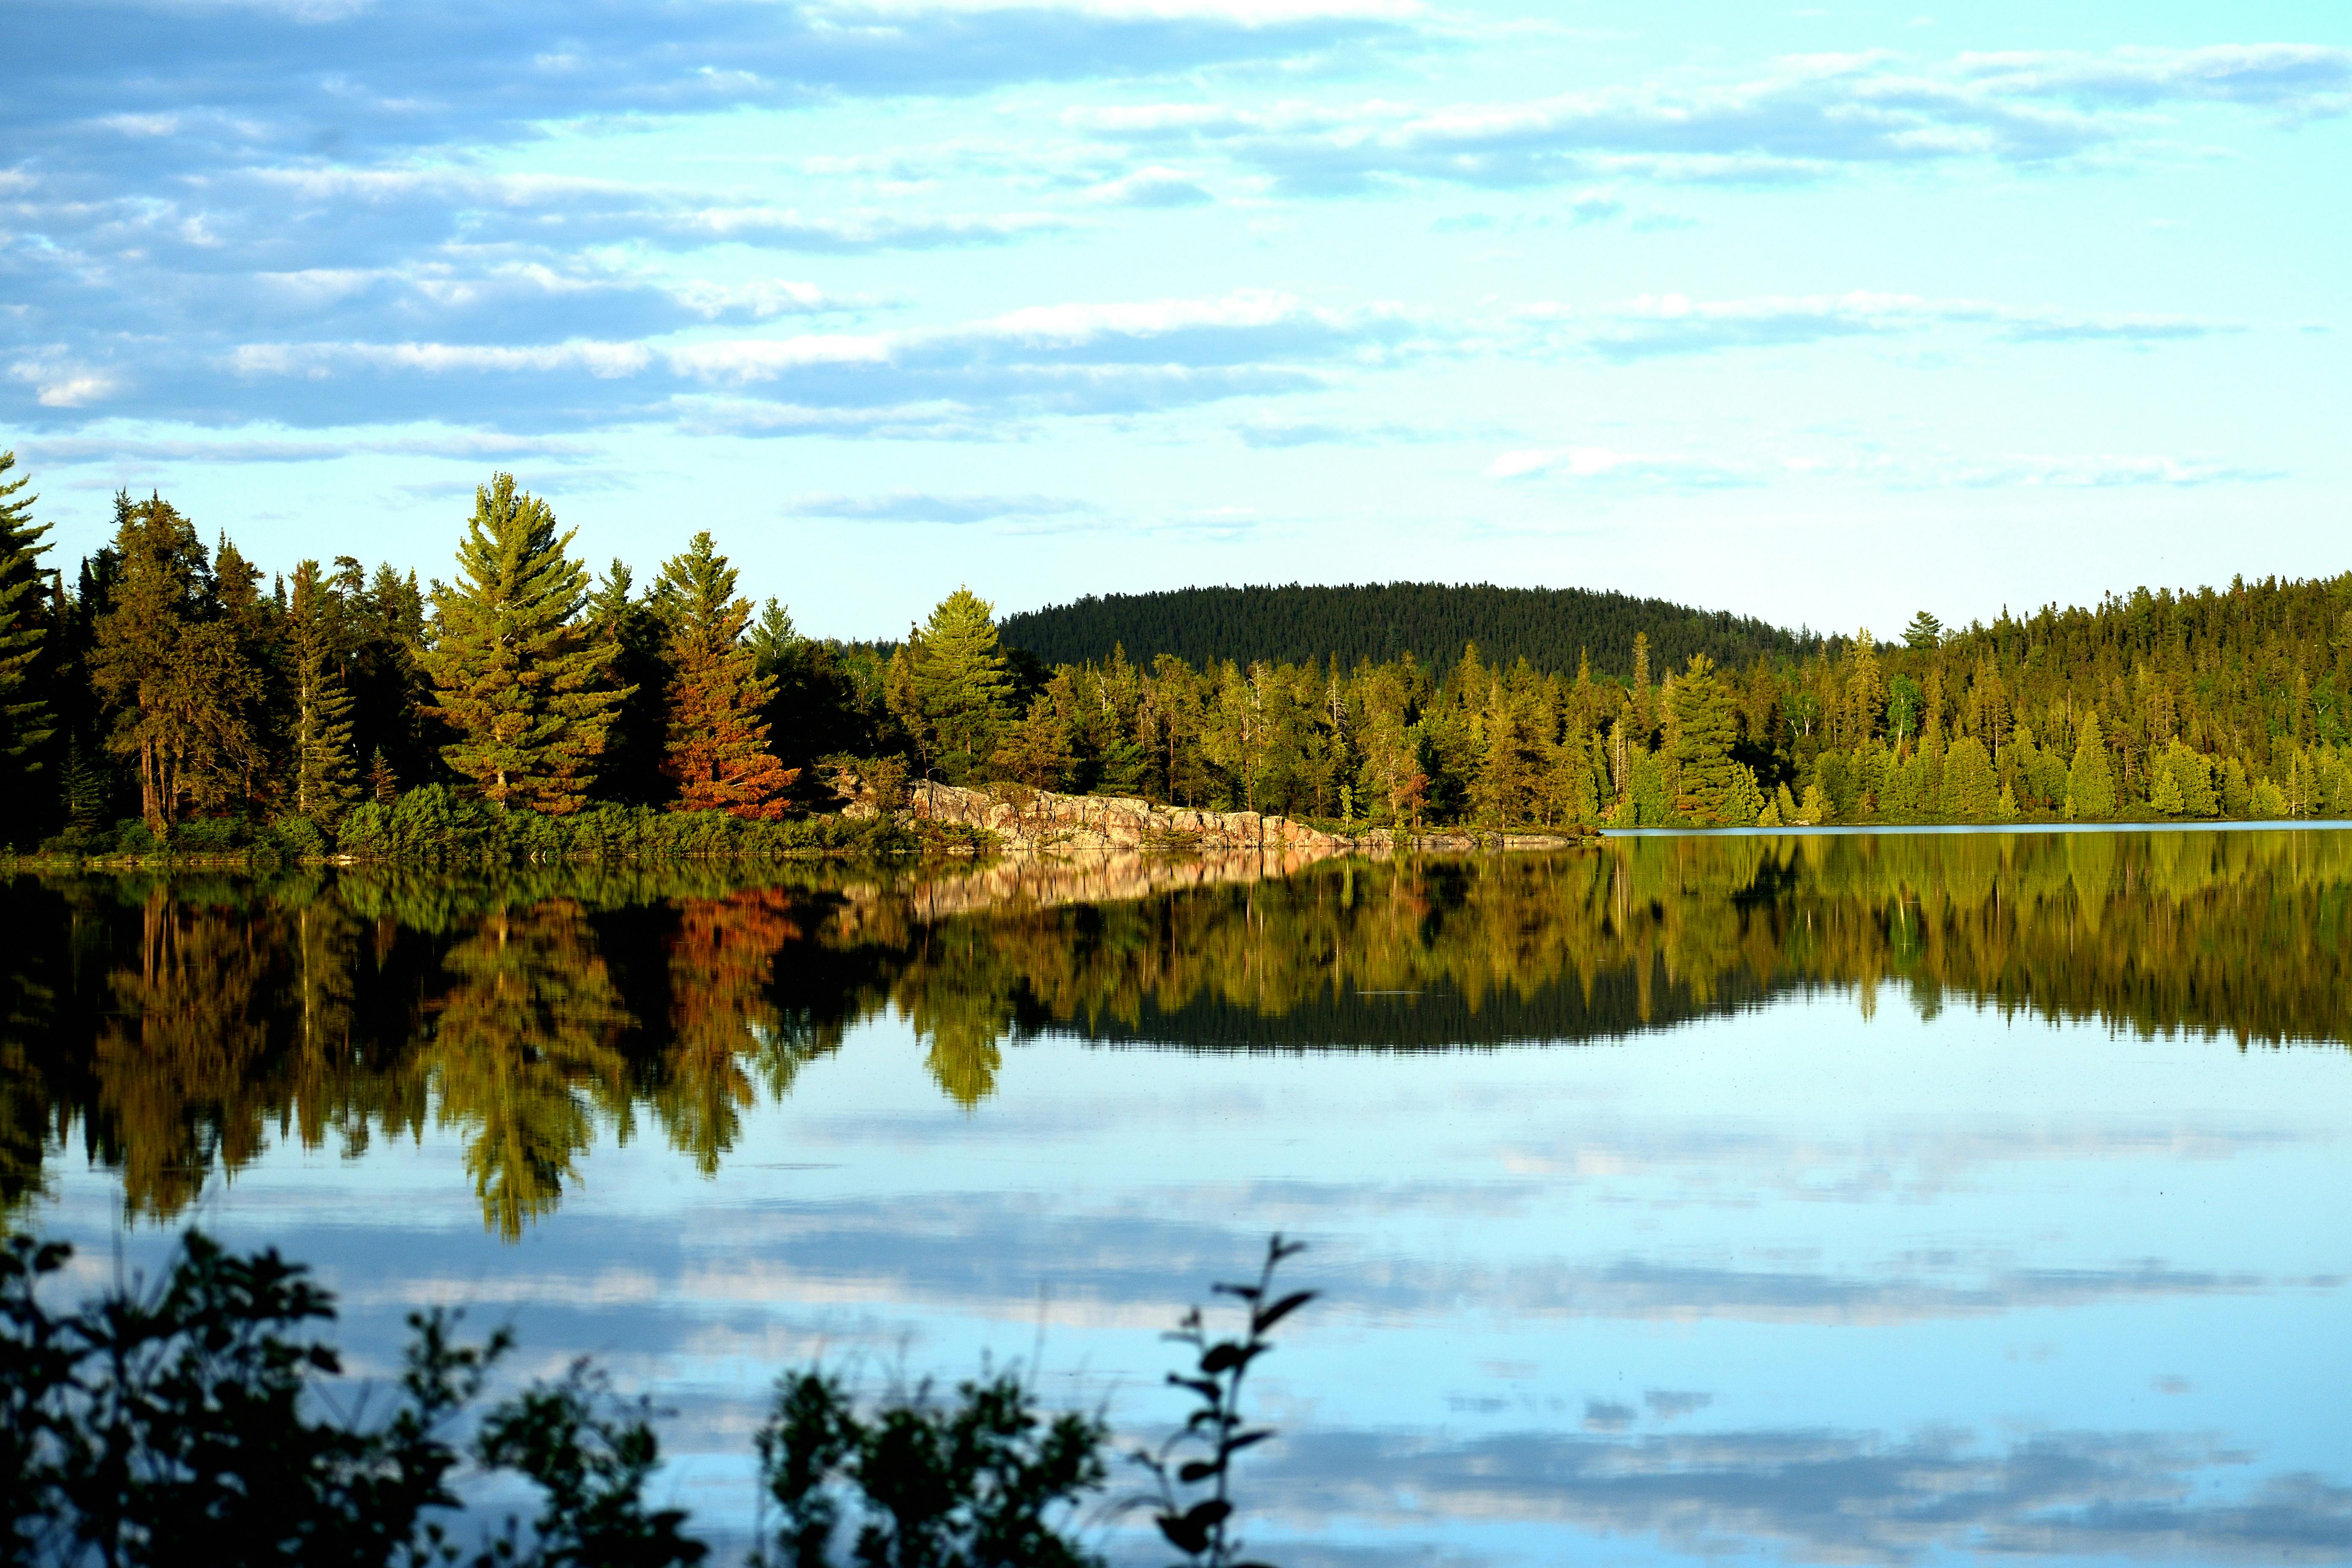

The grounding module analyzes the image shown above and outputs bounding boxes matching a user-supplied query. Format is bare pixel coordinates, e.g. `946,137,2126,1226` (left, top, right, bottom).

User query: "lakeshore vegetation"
1,452,2350,856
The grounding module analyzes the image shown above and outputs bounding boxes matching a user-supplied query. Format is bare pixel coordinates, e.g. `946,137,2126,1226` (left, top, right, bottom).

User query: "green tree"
888,588,1012,786
1666,653,1740,823
1939,735,1999,822
419,474,627,815
1901,610,1944,650
89,498,266,833
656,532,795,819
2063,711,2118,821
0,451,56,783
284,561,359,824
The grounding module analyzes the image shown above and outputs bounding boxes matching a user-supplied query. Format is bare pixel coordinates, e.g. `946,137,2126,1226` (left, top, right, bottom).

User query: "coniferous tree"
0,452,56,789
888,587,1012,786
419,474,627,814
1939,736,1999,822
89,498,265,832
587,562,672,806
284,561,359,824
655,532,794,819
1667,653,1741,823
368,748,399,807
2064,712,2118,821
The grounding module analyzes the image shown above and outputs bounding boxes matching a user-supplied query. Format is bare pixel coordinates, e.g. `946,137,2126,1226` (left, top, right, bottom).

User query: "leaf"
1182,1499,1234,1529
1157,1515,1209,1554
1251,1291,1317,1336
1200,1343,1251,1375
1222,1430,1273,1454
1178,1459,1222,1484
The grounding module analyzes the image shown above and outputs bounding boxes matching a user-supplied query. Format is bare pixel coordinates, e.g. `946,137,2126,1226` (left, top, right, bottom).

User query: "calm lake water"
6,830,2351,1565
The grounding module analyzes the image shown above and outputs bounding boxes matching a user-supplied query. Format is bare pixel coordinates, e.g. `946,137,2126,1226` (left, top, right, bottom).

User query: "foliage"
656,533,796,819
1132,1236,1314,1568
889,589,1013,786
286,561,361,825
419,475,626,815
0,1227,705,1568
0,451,55,778
753,1371,1107,1568
1000,582,1815,683
89,497,269,834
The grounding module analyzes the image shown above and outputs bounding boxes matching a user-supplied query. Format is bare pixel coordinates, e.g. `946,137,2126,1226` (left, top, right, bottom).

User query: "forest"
996,581,1817,677
1,452,2349,855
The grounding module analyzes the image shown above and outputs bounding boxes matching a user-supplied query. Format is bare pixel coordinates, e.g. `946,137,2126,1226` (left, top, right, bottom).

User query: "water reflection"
5,829,2349,1235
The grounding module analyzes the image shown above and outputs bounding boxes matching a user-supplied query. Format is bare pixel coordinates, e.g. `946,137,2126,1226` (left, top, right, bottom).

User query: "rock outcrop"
862,781,1580,860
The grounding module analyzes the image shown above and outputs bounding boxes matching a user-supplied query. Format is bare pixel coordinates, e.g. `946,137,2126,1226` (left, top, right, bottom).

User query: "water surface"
6,831,2349,1564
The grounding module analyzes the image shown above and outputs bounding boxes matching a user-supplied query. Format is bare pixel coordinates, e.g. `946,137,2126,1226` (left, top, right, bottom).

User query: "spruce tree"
1667,653,1740,823
2063,712,2117,820
1939,736,1999,822
283,561,359,823
419,474,627,814
0,451,55,780
655,531,795,818
889,587,1012,785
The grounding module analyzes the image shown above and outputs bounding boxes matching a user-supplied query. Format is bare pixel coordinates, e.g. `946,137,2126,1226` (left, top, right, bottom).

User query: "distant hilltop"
997,581,1823,680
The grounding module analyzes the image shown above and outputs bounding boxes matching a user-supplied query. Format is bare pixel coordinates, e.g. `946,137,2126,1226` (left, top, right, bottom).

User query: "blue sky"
6,0,2348,640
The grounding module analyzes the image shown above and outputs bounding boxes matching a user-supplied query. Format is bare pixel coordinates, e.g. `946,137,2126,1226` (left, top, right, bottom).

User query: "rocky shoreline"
860,781,1587,858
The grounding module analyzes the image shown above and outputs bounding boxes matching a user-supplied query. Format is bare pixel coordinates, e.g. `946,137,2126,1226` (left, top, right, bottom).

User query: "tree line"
2,451,2349,849
995,581,1817,680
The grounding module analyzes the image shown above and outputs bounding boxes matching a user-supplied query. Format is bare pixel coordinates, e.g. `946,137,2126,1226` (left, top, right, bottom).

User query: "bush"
4,1231,1313,1568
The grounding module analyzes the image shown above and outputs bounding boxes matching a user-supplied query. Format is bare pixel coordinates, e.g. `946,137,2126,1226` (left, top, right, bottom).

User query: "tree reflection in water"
5,828,2349,1236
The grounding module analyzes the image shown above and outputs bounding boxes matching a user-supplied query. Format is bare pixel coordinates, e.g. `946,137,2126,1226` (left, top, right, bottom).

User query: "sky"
5,0,2349,641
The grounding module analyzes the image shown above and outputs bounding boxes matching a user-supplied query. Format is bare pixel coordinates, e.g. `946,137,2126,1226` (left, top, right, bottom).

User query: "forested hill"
997,582,1818,679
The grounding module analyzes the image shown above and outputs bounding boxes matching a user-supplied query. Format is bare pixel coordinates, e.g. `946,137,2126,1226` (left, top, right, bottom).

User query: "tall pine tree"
89,498,265,832
655,532,794,818
1667,653,1741,823
285,560,359,823
887,587,1012,786
419,474,627,814
0,452,56,789
2064,711,2118,821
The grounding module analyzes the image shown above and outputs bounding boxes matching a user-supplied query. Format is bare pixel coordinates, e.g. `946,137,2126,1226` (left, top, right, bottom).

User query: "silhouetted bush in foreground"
2,1231,1310,1567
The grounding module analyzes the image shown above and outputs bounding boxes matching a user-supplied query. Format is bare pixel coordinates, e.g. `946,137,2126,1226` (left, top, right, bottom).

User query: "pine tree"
419,474,628,814
1667,653,1741,823
1939,736,1999,822
2063,712,2118,820
0,450,56,776
368,748,399,806
889,587,1012,786
284,560,359,823
89,497,265,832
1799,780,1831,825
656,531,795,818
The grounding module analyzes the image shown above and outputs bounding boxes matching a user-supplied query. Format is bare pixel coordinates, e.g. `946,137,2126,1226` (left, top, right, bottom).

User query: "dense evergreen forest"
0,450,2348,853
997,582,1817,678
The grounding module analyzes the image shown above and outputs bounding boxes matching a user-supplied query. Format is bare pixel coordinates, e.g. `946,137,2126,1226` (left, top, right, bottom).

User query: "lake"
5,829,2350,1565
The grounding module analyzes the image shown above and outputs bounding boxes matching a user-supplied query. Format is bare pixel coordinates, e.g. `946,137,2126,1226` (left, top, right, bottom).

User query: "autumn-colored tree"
284,560,359,824
89,498,267,832
656,532,795,819
419,474,627,814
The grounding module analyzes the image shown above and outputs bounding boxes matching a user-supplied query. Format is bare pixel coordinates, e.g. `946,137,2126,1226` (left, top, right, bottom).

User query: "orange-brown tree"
656,532,795,817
